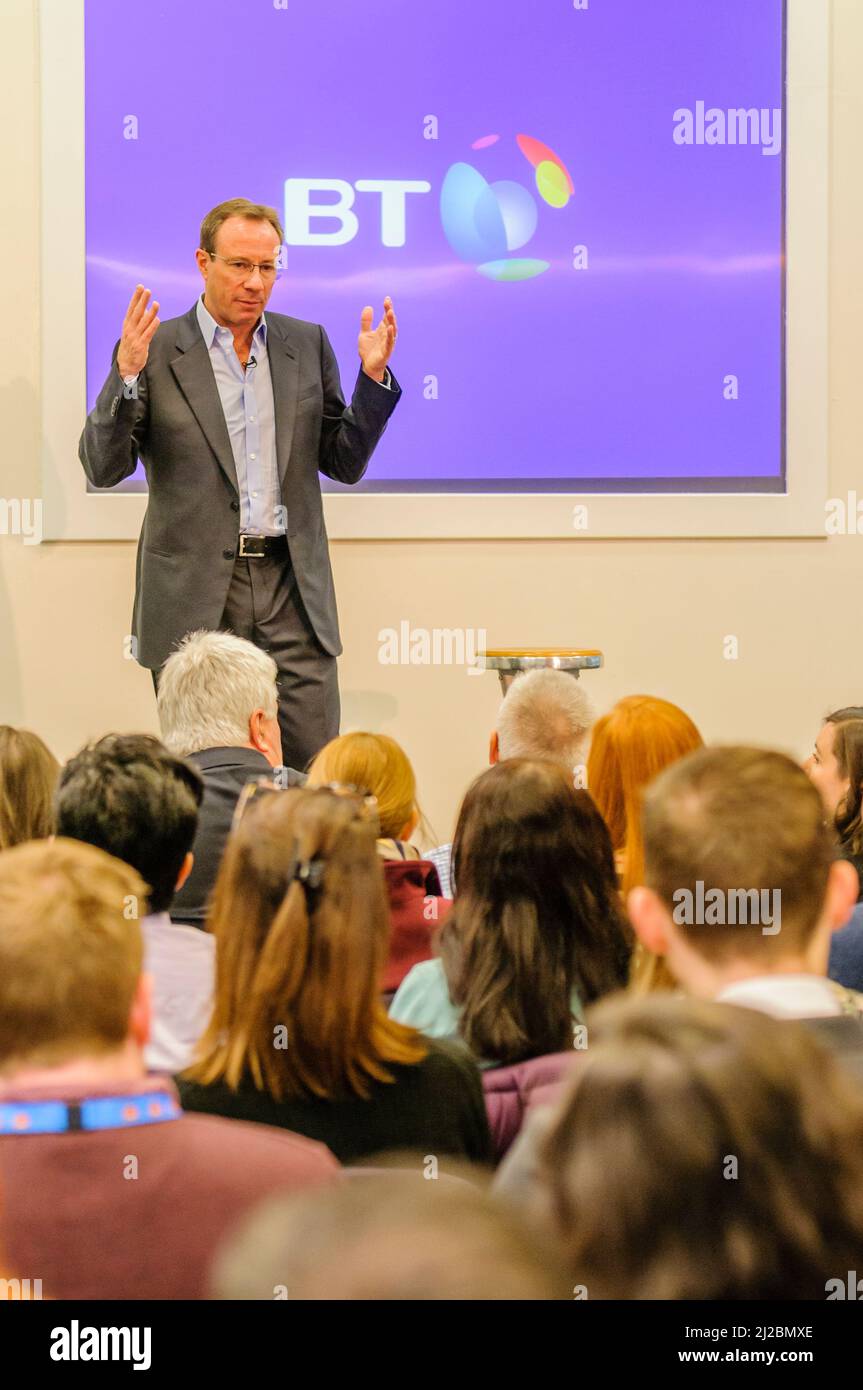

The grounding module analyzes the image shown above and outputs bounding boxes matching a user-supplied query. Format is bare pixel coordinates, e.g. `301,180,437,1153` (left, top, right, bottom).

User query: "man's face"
196,216,281,332
804,720,849,818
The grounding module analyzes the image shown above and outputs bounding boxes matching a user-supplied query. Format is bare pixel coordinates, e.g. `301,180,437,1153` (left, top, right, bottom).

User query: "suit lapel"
265,315,300,497
169,306,239,494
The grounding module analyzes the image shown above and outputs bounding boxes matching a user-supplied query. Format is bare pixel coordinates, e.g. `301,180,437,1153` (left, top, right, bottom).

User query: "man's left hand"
358,297,397,382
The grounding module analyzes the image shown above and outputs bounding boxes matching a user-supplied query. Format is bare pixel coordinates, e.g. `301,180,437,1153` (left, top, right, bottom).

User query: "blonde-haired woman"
307,733,449,995
586,696,703,994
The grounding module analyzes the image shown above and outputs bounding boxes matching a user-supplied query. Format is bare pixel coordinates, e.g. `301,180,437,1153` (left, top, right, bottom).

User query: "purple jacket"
482,1052,578,1160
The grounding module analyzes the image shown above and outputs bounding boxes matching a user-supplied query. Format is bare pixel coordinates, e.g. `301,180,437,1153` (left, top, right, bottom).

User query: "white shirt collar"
715,973,842,1019
142,910,173,932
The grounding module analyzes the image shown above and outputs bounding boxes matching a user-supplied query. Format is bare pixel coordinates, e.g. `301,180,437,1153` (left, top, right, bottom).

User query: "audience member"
802,709,863,988
178,786,492,1164
494,668,594,772
211,1170,569,1300
306,731,446,994
804,706,863,896
0,840,337,1300
55,734,209,1072
157,630,306,927
626,746,863,1073
496,744,863,1201
587,693,703,992
427,668,595,896
0,726,59,850
526,995,863,1299
390,761,631,1065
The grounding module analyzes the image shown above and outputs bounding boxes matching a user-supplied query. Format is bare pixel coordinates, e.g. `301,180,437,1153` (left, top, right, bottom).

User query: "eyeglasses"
208,253,282,282
230,778,380,904
232,777,379,831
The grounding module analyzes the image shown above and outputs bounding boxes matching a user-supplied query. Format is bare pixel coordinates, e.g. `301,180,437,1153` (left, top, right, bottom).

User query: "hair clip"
285,849,326,895
293,857,325,891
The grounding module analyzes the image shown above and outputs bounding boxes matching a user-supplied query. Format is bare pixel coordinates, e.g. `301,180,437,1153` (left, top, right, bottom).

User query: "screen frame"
39,0,828,541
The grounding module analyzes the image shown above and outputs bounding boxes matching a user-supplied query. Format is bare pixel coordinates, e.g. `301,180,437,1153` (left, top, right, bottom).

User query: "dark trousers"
151,553,339,774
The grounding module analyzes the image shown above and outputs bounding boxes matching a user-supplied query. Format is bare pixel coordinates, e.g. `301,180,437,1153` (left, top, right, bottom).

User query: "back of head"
211,1172,568,1300
187,785,426,1100
0,727,60,850
642,745,834,965
157,629,279,757
0,838,146,1072
496,669,594,777
55,734,203,915
306,731,417,840
441,760,631,1064
539,993,863,1298
587,695,703,893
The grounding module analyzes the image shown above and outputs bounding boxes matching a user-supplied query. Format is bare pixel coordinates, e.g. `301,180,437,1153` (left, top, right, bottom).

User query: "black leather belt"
238,534,289,558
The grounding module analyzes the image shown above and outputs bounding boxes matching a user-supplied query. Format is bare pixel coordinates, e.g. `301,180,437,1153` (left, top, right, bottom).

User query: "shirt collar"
715,973,842,1019
189,745,273,772
142,911,173,932
196,294,267,349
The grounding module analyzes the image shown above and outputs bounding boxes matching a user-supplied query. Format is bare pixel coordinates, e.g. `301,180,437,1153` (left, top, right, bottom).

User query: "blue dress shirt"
195,294,282,536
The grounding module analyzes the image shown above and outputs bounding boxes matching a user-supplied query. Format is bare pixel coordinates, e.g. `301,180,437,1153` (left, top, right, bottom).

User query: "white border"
40,0,828,541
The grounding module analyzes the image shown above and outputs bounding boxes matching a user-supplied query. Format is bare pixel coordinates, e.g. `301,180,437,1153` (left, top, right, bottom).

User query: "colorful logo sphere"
440,133,574,281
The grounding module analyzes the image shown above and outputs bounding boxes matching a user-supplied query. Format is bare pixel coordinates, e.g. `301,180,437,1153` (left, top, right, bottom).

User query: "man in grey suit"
79,197,400,771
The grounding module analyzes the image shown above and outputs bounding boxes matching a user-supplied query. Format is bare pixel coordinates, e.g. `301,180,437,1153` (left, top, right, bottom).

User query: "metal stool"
480,647,604,696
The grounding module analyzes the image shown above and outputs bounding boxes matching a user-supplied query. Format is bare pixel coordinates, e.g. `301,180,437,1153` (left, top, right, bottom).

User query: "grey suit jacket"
79,303,401,668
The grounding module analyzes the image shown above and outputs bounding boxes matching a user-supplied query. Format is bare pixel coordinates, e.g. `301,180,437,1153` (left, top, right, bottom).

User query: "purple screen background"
84,0,784,494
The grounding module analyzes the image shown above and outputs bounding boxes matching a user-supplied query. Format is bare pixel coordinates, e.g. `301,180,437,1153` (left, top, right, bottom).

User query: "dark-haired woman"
389,760,631,1066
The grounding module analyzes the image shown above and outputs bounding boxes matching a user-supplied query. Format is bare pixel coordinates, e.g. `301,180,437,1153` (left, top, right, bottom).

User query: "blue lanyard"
0,1089,181,1135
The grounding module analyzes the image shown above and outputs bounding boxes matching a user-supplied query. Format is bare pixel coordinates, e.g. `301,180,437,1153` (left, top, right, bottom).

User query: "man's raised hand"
358,296,397,383
117,285,161,379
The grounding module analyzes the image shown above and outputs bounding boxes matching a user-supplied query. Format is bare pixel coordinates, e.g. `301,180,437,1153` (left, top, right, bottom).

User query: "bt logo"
284,179,431,248
441,132,574,281
284,132,573,279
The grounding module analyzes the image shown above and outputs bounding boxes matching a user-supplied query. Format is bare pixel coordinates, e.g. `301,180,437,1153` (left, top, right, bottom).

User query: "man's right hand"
117,285,161,379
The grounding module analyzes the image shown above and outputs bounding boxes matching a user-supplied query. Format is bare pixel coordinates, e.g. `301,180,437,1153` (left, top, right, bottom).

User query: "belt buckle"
239,535,266,558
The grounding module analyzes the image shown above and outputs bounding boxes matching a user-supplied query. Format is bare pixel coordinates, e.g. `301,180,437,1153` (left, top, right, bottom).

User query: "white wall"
2,0,862,844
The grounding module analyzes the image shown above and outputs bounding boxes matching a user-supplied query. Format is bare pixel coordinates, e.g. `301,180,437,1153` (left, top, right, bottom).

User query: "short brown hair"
185,787,428,1100
642,745,834,961
0,727,60,850
199,198,284,255
540,994,863,1299
0,839,145,1070
212,1173,570,1300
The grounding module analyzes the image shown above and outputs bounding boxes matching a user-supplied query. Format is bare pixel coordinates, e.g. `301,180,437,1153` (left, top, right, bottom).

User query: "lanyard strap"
0,1090,181,1135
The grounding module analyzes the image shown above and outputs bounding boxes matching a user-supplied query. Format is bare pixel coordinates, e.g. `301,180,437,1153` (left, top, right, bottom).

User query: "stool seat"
479,649,604,693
